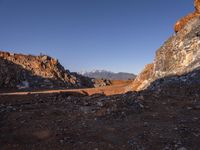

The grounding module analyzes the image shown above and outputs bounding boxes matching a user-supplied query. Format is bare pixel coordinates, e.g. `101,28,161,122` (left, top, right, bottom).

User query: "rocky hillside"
0,51,110,89
81,70,136,80
131,10,200,91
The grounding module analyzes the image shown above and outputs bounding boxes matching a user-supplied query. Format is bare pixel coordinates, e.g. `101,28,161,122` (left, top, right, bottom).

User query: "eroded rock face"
131,0,200,91
174,0,200,33
174,12,200,33
0,52,96,89
131,16,200,91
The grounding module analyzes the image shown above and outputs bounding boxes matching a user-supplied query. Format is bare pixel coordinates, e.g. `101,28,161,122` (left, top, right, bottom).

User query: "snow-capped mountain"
80,70,136,80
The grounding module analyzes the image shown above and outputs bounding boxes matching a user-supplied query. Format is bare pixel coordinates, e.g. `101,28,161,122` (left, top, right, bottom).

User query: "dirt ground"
0,85,200,150
0,80,132,96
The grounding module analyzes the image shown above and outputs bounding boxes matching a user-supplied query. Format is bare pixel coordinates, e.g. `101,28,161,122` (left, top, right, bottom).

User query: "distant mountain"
80,70,136,80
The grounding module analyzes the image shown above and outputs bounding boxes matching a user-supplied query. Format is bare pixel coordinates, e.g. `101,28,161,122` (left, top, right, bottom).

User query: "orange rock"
174,0,200,33
131,63,154,91
195,0,200,13
174,12,200,33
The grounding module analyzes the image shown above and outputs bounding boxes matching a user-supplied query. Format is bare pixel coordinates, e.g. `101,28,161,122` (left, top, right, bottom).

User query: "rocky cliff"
0,51,110,89
131,7,200,91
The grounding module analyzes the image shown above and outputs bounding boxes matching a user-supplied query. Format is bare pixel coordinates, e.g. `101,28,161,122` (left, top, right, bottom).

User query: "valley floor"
0,87,200,150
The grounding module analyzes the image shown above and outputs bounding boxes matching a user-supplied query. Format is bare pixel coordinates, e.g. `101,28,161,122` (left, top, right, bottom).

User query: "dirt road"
0,80,132,96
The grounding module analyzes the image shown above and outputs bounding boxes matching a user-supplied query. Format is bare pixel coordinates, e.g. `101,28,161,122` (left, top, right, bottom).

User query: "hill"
0,51,110,89
81,70,136,80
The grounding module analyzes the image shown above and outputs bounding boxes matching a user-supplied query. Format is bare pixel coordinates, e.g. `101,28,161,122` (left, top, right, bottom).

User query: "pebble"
177,147,187,150
59,140,64,144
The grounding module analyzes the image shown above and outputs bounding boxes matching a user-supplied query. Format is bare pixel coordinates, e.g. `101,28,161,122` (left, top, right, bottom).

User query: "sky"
0,0,194,74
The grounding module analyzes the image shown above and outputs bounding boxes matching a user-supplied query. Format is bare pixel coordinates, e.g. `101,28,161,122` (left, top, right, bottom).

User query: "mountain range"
80,70,136,80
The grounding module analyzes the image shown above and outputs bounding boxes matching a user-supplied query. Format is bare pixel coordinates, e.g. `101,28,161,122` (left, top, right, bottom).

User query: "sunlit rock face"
0,51,95,89
0,52,76,88
0,51,111,89
195,0,200,13
131,16,200,91
174,0,200,33
174,12,200,33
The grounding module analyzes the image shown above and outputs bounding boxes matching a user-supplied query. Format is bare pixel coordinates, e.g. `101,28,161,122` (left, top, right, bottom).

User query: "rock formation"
131,3,200,91
174,0,200,32
195,0,200,13
0,51,110,89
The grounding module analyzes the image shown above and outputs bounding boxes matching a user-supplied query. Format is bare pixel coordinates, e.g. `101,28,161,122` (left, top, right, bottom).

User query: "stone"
41,55,49,61
193,102,200,109
59,140,64,144
96,101,104,107
80,106,96,114
177,147,187,150
137,95,144,100
17,81,29,89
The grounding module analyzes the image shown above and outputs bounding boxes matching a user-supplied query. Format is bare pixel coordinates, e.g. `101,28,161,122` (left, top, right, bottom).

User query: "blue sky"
0,0,194,74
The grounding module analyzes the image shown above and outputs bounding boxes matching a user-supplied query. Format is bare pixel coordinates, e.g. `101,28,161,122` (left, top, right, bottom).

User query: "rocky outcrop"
0,51,109,89
195,0,200,13
174,0,200,32
174,12,200,33
131,64,154,90
131,15,200,91
0,52,81,88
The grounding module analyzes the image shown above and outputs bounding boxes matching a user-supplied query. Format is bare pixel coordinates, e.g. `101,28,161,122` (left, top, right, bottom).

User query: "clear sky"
0,0,194,74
